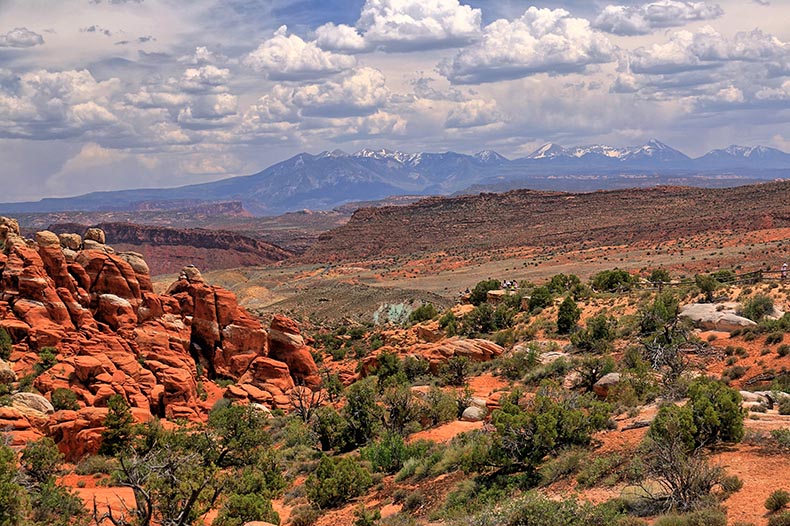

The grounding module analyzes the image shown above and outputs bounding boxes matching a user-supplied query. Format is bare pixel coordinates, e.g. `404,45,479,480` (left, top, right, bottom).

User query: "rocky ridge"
46,221,293,275
302,181,790,262
0,217,317,459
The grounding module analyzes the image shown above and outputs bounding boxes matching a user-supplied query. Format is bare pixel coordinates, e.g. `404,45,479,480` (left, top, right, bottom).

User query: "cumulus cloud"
0,69,121,139
629,26,790,74
315,23,367,52
356,0,482,51
756,80,790,101
243,25,356,80
594,1,724,36
179,46,227,65
0,27,45,48
292,68,391,118
180,65,230,92
439,7,615,84
445,99,500,128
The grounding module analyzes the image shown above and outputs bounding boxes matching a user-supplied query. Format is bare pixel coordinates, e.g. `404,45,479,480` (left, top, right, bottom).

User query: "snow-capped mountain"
1,141,787,216
526,139,689,164
695,145,790,169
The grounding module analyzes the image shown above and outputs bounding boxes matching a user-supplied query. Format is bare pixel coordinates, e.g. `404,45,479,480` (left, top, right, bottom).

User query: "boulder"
408,337,504,373
35,231,61,248
84,227,106,244
238,356,295,392
0,359,16,383
268,315,320,387
461,405,487,422
679,303,757,332
59,233,82,251
593,372,621,399
11,392,55,415
538,351,570,365
0,216,20,238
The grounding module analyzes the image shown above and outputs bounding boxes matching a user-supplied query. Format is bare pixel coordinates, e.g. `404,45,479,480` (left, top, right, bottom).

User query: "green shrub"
649,269,672,283
576,454,624,488
402,491,425,513
768,511,790,526
548,273,582,294
21,437,64,484
440,356,471,387
591,269,633,292
767,332,785,345
438,313,457,338
686,377,745,445
213,493,279,526
361,433,426,474
421,386,458,427
766,490,790,512
402,356,431,382
473,491,628,526
497,348,539,381
75,455,117,476
487,384,611,474
354,505,381,526
0,328,12,360
51,388,79,411
778,345,790,357
99,394,135,456
469,279,501,306
528,286,553,312
0,444,27,526
305,455,372,509
772,428,790,449
694,274,719,302
573,355,615,393
777,398,790,416
34,347,58,375
289,504,320,526
653,507,727,526
740,294,774,322
409,303,438,324
571,314,616,352
539,448,587,485
557,296,580,334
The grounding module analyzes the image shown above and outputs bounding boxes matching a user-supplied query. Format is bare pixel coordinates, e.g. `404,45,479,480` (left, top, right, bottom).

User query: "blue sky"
0,0,788,201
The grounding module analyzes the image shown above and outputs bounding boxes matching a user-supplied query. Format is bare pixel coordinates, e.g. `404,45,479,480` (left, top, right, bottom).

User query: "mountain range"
1,140,788,217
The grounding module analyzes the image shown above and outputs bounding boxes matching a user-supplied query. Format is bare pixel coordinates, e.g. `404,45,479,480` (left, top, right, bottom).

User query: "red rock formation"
268,314,320,388
0,220,304,459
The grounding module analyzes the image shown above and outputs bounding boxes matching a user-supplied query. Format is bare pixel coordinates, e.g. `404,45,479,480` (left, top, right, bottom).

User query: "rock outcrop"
679,303,757,332
0,219,311,459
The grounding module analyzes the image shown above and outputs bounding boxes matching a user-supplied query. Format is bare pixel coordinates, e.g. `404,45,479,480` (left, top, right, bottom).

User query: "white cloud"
629,26,790,74
439,7,615,84
756,80,790,101
315,23,367,52
0,69,121,139
357,0,482,51
179,153,241,175
0,27,45,48
445,98,500,128
594,1,724,36
293,67,391,117
180,65,230,92
243,25,356,80
179,46,227,65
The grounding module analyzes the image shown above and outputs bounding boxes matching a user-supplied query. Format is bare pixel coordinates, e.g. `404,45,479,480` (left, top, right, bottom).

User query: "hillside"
303,181,790,262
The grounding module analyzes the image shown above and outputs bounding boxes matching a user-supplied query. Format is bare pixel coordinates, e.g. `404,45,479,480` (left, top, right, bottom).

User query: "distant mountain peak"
473,150,508,163
528,143,567,159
